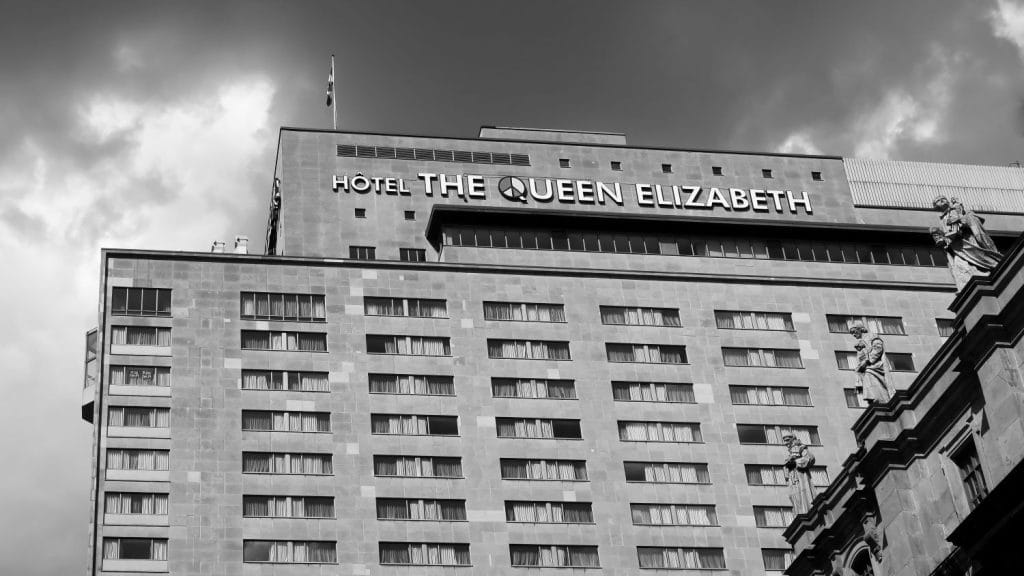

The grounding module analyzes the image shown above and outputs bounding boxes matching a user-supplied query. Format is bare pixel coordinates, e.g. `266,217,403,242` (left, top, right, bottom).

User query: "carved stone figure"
930,196,1002,291
783,434,816,514
862,514,883,562
849,323,891,403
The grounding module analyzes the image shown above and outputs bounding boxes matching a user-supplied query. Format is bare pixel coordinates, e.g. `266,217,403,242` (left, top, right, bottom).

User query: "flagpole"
331,55,337,130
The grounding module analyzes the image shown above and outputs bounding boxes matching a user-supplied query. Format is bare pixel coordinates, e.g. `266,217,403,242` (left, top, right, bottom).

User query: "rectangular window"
737,424,820,445
618,421,702,443
600,306,681,327
487,339,571,360
111,288,171,317
835,351,916,372
366,335,451,356
379,542,471,566
240,330,327,352
637,547,725,570
242,496,335,518
559,158,571,168
491,378,576,399
754,506,796,527
953,440,988,509
108,407,169,428
763,549,796,572
241,370,329,392
109,366,171,387
762,168,773,178
483,302,566,322
241,452,333,475
506,501,594,524
826,314,906,335
364,297,447,318
606,343,686,364
404,210,416,220
936,318,955,337
510,545,599,568
745,464,830,487
105,493,169,515
624,462,710,484
373,455,463,478
630,504,717,526
500,458,588,481
714,310,794,331
811,171,823,181
106,449,169,471
369,374,455,396
844,388,869,408
729,386,811,406
712,166,723,175
349,246,375,260
354,208,366,218
102,538,168,561
240,292,325,321
376,498,467,521
241,410,331,433
661,163,673,173
399,248,427,262
722,347,803,368
496,418,582,439
611,161,622,171
242,540,337,564
612,381,695,403
110,326,171,347
371,414,458,436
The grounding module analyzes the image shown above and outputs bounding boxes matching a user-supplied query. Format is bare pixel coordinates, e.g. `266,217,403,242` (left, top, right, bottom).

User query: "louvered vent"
337,144,531,166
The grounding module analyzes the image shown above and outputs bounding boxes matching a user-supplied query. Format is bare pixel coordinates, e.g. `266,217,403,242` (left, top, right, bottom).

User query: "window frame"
111,287,172,317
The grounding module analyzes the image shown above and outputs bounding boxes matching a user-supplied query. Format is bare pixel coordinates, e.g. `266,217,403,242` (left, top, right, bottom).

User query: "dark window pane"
112,288,127,314
737,425,767,444
119,539,153,560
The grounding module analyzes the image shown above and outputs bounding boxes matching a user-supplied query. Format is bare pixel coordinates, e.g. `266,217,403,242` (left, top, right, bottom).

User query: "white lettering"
636,184,655,206
466,175,486,199
766,190,786,212
418,173,438,196
729,188,750,210
655,185,675,207
350,173,371,193
440,174,464,198
398,178,411,195
556,179,575,202
596,182,623,205
683,186,707,209
787,190,812,214
706,187,730,209
332,174,348,192
576,180,595,203
530,178,554,202
749,189,768,211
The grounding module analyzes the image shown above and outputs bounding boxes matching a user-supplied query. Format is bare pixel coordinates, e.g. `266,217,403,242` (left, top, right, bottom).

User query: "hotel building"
80,126,1024,575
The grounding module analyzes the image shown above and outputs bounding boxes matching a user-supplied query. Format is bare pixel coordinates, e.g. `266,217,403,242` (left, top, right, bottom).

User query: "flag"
326,55,335,107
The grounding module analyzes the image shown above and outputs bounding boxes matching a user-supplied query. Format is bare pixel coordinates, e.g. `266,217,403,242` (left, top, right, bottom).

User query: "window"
111,288,171,317
844,388,869,408
366,334,450,356
715,310,794,331
618,421,702,443
722,347,803,368
559,158,571,168
510,545,599,568
103,538,167,561
373,455,463,478
754,506,796,527
835,351,916,372
379,542,471,566
826,314,906,335
662,163,673,173
108,407,169,428
624,462,710,484
630,504,717,526
106,449,169,471
483,302,566,322
762,168,773,178
492,378,575,399
745,464,830,487
241,370,329,392
500,458,588,481
110,326,171,347
371,414,458,436
712,166,723,175
377,498,466,521
763,549,795,573
737,424,820,445
611,161,622,171
606,343,686,364
952,440,988,509
600,306,681,326
349,245,375,260
241,452,333,475
364,297,447,318
240,292,326,321
488,339,570,360
242,540,337,564
241,410,331,432
936,318,955,337
354,208,366,218
109,366,170,387
370,374,454,396
404,210,415,220
243,496,334,518
241,330,327,352
811,171,823,181
506,501,593,523
637,547,725,570
399,248,427,262
612,381,695,403
496,418,582,439
105,493,168,515
729,386,811,406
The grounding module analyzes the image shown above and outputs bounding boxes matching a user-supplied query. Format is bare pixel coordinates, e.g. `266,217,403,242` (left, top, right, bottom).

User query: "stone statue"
930,196,1001,291
784,434,816,515
862,514,883,562
850,323,891,403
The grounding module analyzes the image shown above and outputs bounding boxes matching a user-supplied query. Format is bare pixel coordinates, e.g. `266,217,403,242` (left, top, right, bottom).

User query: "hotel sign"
332,172,812,214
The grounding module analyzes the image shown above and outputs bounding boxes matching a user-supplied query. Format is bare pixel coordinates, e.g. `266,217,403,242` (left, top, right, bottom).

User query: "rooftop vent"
211,241,226,253
234,236,249,255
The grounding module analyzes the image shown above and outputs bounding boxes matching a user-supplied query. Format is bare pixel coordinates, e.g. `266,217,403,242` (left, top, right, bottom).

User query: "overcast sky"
1,1,1023,573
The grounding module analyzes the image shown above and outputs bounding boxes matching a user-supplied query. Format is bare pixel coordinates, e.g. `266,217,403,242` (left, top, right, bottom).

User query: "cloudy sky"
1,0,1023,573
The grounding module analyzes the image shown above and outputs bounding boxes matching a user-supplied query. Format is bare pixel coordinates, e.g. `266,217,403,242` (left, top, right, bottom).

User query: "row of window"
348,246,426,262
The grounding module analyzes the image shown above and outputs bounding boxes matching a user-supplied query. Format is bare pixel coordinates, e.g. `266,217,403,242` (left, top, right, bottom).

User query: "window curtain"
723,348,750,366
607,344,634,362
511,546,540,566
366,297,404,316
